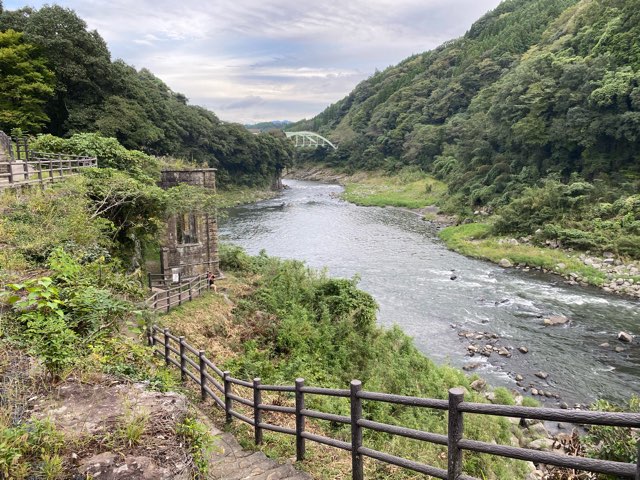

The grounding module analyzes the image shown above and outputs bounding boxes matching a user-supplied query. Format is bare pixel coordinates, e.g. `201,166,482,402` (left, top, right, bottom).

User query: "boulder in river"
518,346,529,354
618,331,633,343
535,371,549,380
543,315,569,326
499,258,513,268
463,363,481,371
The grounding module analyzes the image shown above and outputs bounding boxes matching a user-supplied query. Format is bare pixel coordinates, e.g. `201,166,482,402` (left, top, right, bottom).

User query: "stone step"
208,432,312,480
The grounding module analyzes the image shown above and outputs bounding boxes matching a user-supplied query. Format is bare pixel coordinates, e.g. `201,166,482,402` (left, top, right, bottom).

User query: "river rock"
615,346,625,353
544,315,569,326
528,438,556,451
515,374,524,382
463,363,481,371
518,346,529,354
470,379,486,391
499,258,513,268
531,388,539,396
528,422,548,437
599,342,610,348
535,371,549,380
498,347,511,357
618,331,633,343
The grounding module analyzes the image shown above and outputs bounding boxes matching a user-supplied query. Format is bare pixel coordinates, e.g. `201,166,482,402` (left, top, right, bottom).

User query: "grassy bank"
341,167,447,209
161,244,530,479
215,185,280,209
439,223,640,292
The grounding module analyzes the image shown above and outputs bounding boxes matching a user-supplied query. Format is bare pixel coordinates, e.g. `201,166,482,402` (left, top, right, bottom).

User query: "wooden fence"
148,325,640,480
0,151,97,189
145,273,210,312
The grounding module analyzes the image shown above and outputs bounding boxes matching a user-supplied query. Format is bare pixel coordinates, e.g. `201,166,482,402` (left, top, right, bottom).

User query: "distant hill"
292,0,640,204
244,120,292,133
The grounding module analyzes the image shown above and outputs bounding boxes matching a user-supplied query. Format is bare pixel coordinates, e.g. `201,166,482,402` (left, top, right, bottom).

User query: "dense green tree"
0,4,294,187
0,5,112,135
0,29,54,132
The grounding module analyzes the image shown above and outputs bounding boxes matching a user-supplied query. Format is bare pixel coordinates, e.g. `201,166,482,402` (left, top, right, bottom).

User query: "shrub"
585,396,640,465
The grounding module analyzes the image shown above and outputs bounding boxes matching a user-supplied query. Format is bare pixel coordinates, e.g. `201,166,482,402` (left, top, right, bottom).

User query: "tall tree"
0,29,54,132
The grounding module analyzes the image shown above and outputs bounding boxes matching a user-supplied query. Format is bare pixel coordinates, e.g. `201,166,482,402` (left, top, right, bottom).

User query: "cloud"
223,96,266,110
4,0,503,123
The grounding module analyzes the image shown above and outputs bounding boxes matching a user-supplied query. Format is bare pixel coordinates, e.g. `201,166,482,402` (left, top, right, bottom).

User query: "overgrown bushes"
3,248,140,378
492,178,640,258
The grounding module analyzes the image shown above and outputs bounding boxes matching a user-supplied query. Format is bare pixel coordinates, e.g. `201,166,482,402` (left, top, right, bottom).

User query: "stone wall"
160,169,216,191
159,169,220,279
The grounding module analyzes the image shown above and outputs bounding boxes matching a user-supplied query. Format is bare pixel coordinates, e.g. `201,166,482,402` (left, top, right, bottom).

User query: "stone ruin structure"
159,169,220,280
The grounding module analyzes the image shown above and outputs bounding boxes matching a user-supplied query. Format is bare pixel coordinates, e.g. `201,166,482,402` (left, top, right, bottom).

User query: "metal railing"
145,273,210,312
148,325,640,480
0,151,97,189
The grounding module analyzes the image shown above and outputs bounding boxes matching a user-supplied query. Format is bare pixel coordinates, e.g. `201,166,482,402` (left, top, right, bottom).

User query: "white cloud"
4,0,503,122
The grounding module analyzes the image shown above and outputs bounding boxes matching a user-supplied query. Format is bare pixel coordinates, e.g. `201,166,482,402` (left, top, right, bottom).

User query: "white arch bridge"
284,131,337,150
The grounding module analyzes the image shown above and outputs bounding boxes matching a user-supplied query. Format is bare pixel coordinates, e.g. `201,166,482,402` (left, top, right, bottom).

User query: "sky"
5,0,503,124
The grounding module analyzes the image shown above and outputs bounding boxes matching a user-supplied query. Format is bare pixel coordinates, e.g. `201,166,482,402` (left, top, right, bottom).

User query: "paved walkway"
208,426,312,480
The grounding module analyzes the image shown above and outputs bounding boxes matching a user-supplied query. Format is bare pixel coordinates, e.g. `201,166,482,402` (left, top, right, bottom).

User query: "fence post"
224,371,232,424
147,325,153,347
253,377,263,445
448,388,465,480
148,272,152,289
163,329,170,366
179,336,186,381
350,380,364,480
635,440,639,480
199,351,207,402
166,290,170,313
295,378,305,461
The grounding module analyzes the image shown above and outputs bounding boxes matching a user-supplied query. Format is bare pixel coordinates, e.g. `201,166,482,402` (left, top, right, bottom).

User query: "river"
219,179,639,406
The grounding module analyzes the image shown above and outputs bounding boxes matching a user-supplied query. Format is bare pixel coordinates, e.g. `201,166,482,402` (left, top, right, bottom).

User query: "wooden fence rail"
145,273,210,312
0,151,97,189
148,325,640,480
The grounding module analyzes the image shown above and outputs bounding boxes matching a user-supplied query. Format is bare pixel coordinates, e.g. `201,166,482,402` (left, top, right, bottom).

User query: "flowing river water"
219,179,639,406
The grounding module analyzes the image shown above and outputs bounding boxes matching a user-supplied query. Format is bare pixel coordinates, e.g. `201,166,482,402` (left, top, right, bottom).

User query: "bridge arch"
284,131,337,150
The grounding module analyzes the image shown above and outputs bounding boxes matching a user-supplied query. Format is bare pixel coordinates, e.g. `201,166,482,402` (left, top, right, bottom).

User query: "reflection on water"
220,180,640,405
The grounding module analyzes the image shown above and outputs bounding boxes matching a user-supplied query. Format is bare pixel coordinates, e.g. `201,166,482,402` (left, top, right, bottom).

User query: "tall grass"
342,168,447,209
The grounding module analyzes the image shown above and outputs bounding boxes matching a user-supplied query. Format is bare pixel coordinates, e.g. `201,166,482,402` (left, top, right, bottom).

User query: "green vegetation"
291,0,640,259
177,416,217,478
585,396,640,467
0,29,54,131
0,4,293,188
342,166,447,209
0,418,65,479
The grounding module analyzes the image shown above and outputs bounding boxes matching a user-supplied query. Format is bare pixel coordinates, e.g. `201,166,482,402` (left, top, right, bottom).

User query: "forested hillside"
0,2,293,186
292,0,640,257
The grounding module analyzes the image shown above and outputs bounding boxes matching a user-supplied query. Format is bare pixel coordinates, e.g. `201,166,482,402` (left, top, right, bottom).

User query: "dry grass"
159,272,262,363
